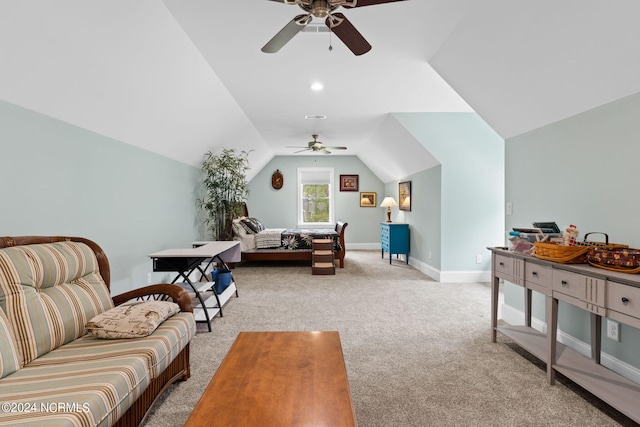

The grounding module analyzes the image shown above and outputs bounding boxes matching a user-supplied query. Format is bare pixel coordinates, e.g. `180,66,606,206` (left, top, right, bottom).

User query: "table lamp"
380,196,398,223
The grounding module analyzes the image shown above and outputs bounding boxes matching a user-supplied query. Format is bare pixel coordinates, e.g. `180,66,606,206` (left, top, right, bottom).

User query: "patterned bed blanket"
281,229,341,251
251,229,341,251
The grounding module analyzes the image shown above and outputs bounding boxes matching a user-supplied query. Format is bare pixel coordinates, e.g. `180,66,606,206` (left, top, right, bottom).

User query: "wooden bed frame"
234,204,348,268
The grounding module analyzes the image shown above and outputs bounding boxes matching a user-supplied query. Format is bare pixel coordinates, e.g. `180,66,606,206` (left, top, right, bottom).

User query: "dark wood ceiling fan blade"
326,13,371,56
325,146,347,150
343,0,407,7
261,15,309,53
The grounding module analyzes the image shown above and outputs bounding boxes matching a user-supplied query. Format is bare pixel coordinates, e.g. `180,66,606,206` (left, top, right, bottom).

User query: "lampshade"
380,196,398,223
379,196,398,208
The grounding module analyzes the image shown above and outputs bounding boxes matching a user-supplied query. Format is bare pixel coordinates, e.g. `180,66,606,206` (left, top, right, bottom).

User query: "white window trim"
297,167,335,228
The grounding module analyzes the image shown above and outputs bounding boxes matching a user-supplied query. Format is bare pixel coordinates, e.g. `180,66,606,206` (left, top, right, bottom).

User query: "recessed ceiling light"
305,115,326,120
310,82,324,91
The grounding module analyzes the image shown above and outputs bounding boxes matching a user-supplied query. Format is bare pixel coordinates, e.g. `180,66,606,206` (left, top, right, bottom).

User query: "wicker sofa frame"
0,235,193,427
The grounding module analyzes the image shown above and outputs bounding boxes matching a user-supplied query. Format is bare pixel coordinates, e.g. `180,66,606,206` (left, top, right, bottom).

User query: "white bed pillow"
236,233,256,252
232,217,248,237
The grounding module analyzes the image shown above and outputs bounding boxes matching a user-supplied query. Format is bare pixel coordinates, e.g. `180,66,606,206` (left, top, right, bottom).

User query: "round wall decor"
271,169,283,189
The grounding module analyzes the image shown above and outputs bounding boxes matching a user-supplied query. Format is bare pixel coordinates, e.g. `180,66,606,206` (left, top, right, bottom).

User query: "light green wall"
505,92,640,246
384,166,442,270
0,100,202,295
247,155,384,245
393,112,505,272
504,91,640,369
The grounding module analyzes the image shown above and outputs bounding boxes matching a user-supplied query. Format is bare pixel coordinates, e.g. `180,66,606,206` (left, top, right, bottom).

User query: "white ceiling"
1,0,639,182
161,0,473,176
429,0,640,140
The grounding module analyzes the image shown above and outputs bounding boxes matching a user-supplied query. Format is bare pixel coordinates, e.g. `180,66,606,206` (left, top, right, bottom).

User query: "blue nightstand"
380,223,409,265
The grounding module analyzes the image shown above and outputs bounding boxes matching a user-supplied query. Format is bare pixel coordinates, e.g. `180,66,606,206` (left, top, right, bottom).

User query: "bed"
230,205,348,268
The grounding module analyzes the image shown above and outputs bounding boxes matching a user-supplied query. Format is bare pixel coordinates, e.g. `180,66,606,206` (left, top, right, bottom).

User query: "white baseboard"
408,257,439,281
501,303,640,385
408,257,490,283
347,243,380,250
439,270,491,283
348,248,491,283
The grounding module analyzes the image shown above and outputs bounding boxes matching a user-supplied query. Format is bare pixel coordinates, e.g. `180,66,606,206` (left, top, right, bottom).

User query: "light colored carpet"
144,250,635,426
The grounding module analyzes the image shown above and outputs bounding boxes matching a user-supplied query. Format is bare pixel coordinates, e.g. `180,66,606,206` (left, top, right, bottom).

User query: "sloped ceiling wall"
359,114,440,184
0,0,273,180
428,0,640,140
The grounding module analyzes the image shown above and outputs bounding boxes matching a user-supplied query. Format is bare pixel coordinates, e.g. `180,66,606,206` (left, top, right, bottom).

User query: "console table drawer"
553,270,583,299
553,270,605,313
494,254,524,284
525,263,552,288
494,254,514,280
607,281,640,319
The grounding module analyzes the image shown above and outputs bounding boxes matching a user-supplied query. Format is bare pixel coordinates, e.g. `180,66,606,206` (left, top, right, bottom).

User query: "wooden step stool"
312,239,335,275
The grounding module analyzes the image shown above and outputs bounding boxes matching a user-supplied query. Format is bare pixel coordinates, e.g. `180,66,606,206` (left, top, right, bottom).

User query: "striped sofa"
0,236,196,427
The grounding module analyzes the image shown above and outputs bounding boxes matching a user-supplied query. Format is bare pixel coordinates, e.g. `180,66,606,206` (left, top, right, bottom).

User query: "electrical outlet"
506,202,513,216
607,319,620,341
428,251,432,259
476,255,482,264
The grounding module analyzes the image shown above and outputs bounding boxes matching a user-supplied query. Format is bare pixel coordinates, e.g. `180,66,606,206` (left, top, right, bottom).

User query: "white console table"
489,247,640,422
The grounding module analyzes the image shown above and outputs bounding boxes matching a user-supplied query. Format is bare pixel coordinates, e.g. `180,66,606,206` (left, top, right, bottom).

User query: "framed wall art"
399,181,411,211
340,174,359,191
360,192,376,207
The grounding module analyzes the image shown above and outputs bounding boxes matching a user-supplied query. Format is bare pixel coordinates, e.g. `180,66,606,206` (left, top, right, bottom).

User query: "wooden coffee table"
184,331,357,426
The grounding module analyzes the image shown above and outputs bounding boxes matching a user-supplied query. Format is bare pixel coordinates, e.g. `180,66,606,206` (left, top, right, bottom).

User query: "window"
297,167,334,227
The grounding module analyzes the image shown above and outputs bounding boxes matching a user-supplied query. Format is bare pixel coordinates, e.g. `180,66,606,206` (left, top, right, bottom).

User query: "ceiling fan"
287,134,347,154
262,0,407,56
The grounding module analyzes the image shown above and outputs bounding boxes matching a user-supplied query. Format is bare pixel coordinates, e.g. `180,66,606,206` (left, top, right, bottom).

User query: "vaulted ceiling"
1,0,638,182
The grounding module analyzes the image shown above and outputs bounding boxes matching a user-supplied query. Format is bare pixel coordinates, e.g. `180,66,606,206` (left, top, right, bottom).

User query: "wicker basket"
587,247,640,273
533,232,627,264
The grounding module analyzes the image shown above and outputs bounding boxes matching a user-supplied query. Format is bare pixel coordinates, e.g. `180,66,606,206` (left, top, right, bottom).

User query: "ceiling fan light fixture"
310,0,331,18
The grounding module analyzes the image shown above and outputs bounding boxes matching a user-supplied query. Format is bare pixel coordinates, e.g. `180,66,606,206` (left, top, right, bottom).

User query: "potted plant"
200,148,251,241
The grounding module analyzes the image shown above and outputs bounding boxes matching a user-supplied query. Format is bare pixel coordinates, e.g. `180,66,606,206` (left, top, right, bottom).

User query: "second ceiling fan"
287,134,347,154
262,0,407,56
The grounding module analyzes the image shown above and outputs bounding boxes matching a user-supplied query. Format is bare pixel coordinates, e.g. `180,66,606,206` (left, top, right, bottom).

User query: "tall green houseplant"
201,148,251,241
